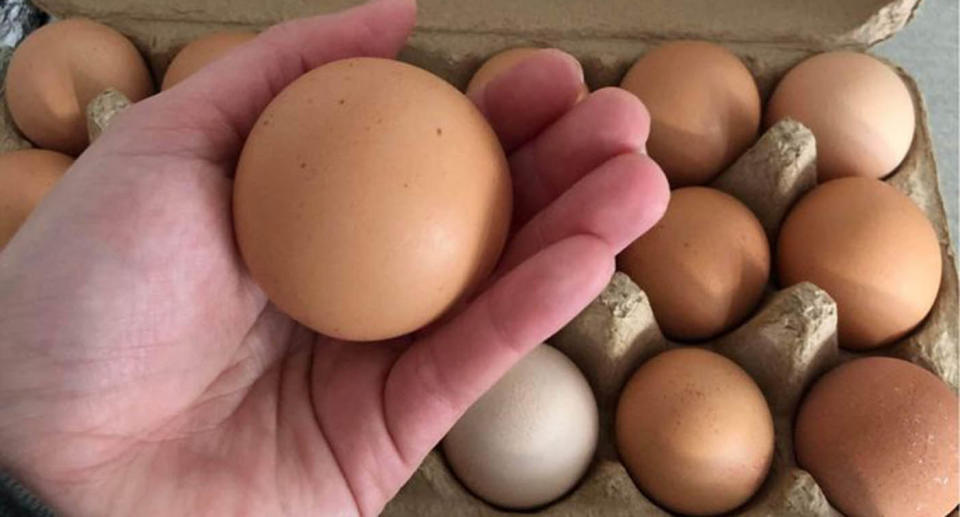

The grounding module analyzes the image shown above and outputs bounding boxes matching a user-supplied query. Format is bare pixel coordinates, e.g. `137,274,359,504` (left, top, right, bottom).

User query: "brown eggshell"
795,357,959,517
5,18,154,156
466,47,588,99
616,347,774,516
766,51,915,182
0,149,73,248
777,177,941,350
618,187,770,341
234,57,511,342
161,31,257,90
620,41,760,187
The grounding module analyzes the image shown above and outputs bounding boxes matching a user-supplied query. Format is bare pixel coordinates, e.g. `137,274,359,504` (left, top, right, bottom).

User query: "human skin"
0,0,668,515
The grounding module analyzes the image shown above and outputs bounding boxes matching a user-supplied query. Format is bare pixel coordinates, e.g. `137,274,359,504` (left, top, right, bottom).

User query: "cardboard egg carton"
4,0,958,515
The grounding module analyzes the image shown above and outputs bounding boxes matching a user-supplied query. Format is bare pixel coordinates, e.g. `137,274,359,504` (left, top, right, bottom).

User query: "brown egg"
466,47,588,99
618,187,769,340
5,19,154,156
795,357,958,517
620,41,760,186
0,149,73,248
616,348,774,515
162,31,258,90
234,58,511,341
766,51,915,182
777,177,941,350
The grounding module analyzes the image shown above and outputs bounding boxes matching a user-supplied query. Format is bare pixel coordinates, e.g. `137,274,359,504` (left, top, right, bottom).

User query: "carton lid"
36,0,920,50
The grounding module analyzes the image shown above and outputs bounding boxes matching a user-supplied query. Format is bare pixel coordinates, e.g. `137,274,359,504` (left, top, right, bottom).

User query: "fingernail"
537,48,585,84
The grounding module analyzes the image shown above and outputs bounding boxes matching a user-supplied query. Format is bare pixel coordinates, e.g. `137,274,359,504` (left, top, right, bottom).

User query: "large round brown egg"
0,149,73,248
766,51,914,182
5,19,154,156
162,31,257,90
777,177,941,350
795,357,958,517
616,348,774,515
618,187,770,340
620,41,760,186
234,58,511,341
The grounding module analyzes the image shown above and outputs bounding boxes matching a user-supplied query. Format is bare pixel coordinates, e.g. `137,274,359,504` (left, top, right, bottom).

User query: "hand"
0,0,667,515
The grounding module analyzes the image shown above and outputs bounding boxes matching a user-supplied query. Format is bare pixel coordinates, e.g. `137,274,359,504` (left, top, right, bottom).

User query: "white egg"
442,344,598,509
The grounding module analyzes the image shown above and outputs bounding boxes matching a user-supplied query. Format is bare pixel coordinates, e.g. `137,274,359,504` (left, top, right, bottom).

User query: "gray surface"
876,0,959,249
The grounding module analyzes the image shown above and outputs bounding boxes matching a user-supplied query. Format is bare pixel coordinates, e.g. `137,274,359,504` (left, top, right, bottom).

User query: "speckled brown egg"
777,177,941,350
616,348,774,516
0,149,73,248
161,31,257,90
620,41,760,186
467,47,588,99
795,357,958,517
618,187,770,341
766,51,915,182
5,19,154,156
234,57,511,341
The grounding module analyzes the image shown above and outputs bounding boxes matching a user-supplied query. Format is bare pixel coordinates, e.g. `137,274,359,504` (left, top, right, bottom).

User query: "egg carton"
5,0,959,515
381,111,957,516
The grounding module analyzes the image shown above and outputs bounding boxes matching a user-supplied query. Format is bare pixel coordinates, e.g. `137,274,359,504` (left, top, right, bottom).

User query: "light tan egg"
777,177,941,349
443,344,598,510
618,187,770,341
620,41,760,186
234,57,511,341
5,19,154,156
616,348,774,515
766,51,915,182
0,149,73,249
161,31,258,90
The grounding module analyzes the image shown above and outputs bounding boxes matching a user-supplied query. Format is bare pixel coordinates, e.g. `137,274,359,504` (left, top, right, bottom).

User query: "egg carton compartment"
1,0,957,515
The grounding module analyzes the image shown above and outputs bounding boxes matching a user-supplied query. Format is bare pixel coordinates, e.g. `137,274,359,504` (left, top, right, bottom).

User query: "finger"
497,153,669,273
382,235,614,465
509,87,651,224
469,49,585,152
145,0,416,151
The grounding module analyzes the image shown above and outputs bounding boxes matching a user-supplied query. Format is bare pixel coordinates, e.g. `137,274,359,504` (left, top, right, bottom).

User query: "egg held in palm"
233,57,512,341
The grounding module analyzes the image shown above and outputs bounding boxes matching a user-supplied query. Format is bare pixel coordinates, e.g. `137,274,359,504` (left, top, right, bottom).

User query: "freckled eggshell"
234,57,511,341
466,48,588,99
161,31,258,90
442,344,599,510
766,51,915,182
5,18,155,156
0,149,73,248
618,187,770,341
620,41,760,186
616,347,774,516
795,357,959,517
777,177,941,350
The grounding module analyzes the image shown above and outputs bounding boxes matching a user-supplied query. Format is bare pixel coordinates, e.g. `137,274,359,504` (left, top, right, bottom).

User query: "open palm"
0,1,667,515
